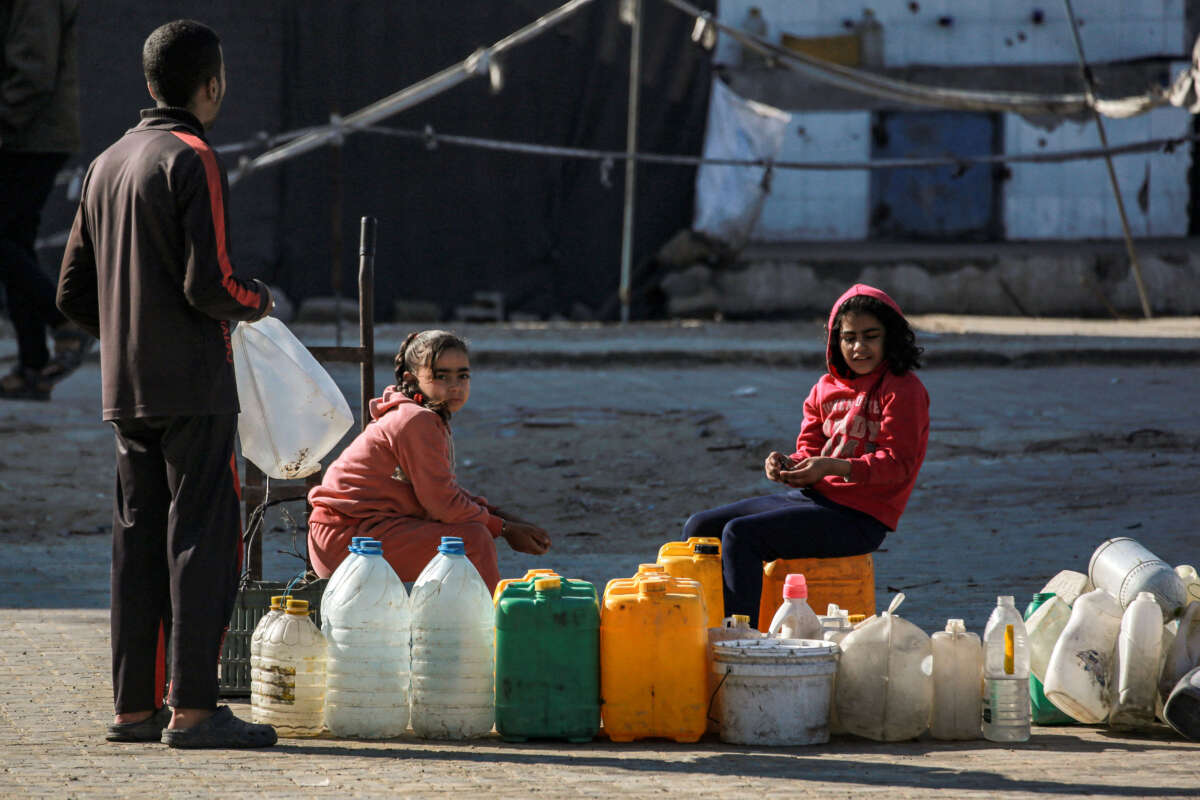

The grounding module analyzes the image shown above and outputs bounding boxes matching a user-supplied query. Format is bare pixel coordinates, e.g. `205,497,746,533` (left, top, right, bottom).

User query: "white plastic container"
321,538,411,738
767,574,821,640
252,598,326,736
249,594,289,716
1159,601,1200,701
1039,570,1090,607
410,537,495,739
931,619,982,740
820,604,853,643
707,615,760,734
713,638,839,746
1109,591,1164,730
834,593,932,742
1043,588,1123,723
1025,593,1071,682
1176,565,1200,605
1088,537,1187,619
982,596,1030,742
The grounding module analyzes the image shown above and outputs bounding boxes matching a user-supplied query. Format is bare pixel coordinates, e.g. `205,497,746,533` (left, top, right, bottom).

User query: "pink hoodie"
308,386,503,536
789,284,930,530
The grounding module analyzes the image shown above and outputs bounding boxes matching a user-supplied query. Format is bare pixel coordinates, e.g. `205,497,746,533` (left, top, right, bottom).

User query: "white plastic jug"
1109,591,1163,730
231,316,354,479
931,619,982,741
251,598,327,736
1088,537,1187,619
1159,601,1200,701
1039,570,1090,606
982,596,1031,742
1043,588,1123,723
410,537,495,739
321,538,411,738
820,604,853,643
1176,565,1200,605
767,574,821,640
834,593,932,742
707,615,760,733
248,594,289,716
1025,593,1071,682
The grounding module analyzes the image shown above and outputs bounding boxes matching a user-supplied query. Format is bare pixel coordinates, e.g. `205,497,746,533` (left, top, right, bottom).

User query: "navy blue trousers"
682,489,887,627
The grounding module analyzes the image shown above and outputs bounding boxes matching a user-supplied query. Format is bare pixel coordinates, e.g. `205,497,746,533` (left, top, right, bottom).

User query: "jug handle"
886,593,905,616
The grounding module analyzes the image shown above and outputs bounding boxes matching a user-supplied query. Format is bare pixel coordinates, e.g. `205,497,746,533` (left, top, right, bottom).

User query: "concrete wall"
715,0,1188,67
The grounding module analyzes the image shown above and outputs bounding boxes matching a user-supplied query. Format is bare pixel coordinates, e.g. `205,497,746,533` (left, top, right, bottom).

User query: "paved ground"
1,317,1198,797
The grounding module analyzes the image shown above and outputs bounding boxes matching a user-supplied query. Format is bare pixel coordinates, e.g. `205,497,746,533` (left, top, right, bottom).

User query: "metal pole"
331,113,345,347
358,216,377,431
619,0,642,323
1063,0,1153,318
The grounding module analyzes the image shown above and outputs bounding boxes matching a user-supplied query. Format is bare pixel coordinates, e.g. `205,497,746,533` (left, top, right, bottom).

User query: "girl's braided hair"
828,294,923,378
394,329,470,421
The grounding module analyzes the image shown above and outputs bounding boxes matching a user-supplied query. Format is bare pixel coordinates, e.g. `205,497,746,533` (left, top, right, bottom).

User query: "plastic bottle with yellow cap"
252,598,327,737
495,575,600,742
657,537,724,629
600,574,708,742
249,594,290,719
982,595,1030,742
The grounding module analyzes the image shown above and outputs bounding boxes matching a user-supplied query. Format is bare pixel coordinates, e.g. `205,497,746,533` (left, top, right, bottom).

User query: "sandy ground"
2,322,1199,796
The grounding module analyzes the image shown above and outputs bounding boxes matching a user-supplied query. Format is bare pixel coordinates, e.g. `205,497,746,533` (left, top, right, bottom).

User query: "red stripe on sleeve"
171,131,262,310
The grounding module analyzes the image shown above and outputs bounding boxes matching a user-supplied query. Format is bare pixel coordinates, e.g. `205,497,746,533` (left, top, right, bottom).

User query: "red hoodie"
789,284,930,530
308,387,504,536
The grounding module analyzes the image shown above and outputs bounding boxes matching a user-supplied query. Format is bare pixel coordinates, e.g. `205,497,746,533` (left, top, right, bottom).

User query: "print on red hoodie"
791,284,930,531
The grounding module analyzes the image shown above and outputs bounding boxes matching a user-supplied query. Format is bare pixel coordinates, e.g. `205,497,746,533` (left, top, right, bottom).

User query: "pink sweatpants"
309,516,500,592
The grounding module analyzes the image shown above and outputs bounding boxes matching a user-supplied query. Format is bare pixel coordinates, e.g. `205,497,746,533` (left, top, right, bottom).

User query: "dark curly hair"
827,294,923,378
393,330,470,421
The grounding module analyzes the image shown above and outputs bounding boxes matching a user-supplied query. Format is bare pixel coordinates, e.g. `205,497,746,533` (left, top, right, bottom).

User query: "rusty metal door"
869,111,1000,240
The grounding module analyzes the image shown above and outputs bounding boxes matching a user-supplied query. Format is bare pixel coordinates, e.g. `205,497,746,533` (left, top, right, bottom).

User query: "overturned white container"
1043,588,1123,723
1025,594,1072,683
713,638,839,746
1088,538,1187,620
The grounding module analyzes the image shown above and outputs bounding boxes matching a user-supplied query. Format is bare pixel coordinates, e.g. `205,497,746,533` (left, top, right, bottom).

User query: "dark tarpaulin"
259,0,714,320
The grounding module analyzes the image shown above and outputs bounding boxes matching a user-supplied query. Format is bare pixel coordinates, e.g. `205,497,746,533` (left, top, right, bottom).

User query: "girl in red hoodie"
683,284,930,626
307,330,551,591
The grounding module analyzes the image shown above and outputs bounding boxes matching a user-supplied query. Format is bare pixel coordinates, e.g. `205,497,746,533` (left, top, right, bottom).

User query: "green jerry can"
494,576,601,742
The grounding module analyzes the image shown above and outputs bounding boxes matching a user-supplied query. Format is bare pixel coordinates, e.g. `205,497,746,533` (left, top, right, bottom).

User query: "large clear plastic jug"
1024,593,1074,726
1043,588,1123,723
494,576,600,742
410,537,495,739
834,593,932,742
930,619,982,740
321,538,411,738
657,537,724,628
601,574,708,742
249,594,289,716
767,574,821,640
982,596,1030,742
1109,591,1163,730
252,598,327,736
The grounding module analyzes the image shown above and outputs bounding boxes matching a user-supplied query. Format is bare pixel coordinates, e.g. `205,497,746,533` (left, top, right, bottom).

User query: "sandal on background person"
106,706,171,743
160,706,277,749
41,323,94,384
0,366,52,402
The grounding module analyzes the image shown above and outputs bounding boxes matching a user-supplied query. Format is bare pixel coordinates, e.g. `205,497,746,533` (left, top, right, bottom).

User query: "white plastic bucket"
712,638,839,746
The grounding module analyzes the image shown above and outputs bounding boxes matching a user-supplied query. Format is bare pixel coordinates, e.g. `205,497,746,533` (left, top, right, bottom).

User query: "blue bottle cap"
438,537,465,556
358,540,384,556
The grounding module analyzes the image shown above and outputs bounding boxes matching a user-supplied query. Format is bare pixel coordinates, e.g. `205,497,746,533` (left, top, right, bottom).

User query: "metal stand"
241,216,376,580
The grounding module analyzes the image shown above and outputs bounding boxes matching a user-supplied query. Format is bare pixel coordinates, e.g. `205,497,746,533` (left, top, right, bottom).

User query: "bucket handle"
707,669,730,727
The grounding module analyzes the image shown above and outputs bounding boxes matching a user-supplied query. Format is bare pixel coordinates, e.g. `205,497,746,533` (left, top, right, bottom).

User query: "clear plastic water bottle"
982,595,1031,742
410,536,495,739
321,538,411,738
252,598,327,737
767,574,821,640
249,594,289,717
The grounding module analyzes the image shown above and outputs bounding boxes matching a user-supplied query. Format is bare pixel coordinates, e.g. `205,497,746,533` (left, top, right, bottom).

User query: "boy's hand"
764,451,793,482
502,521,551,555
780,456,846,487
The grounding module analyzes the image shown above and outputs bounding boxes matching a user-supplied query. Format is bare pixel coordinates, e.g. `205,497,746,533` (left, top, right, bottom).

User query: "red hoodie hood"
369,385,421,421
826,284,906,377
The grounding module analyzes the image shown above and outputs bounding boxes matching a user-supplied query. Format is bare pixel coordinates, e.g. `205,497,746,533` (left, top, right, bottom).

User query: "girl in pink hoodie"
307,330,551,590
683,284,930,626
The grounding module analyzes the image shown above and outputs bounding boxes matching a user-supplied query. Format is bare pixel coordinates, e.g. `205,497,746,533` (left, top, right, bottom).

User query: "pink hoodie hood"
369,385,423,422
826,284,906,377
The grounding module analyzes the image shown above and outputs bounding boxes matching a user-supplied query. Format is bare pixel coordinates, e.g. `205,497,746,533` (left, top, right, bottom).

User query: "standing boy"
57,20,276,748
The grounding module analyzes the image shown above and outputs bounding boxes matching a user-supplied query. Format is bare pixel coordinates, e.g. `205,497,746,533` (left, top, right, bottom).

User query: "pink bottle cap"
783,573,808,599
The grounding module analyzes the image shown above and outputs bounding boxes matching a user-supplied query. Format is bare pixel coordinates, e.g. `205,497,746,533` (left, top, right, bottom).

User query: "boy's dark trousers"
109,414,243,713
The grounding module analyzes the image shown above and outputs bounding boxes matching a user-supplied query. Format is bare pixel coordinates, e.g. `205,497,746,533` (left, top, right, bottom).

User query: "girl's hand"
502,521,552,555
764,451,793,482
780,456,847,487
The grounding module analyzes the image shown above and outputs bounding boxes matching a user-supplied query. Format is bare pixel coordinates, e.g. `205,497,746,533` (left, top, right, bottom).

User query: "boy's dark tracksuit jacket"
56,107,270,710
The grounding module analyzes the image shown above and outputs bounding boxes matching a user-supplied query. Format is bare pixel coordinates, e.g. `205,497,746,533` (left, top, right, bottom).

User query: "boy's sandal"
160,705,278,749
106,705,171,742
41,326,94,383
0,367,52,402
